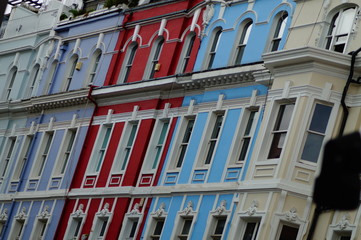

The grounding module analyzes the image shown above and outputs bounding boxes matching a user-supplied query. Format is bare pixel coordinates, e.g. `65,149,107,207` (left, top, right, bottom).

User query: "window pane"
183,119,195,143
127,124,138,146
214,218,226,234
242,222,259,240
301,133,324,163
279,225,298,240
181,219,192,235
154,219,164,235
275,104,294,131
102,127,112,149
239,137,250,161
129,220,138,238
211,115,224,139
309,104,332,133
268,132,286,159
176,145,187,168
205,140,216,164
337,8,356,35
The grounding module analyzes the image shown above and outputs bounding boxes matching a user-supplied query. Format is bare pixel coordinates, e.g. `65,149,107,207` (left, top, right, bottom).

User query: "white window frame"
324,6,358,53
142,119,170,172
177,32,197,74
4,66,17,101
63,54,78,92
228,108,259,166
268,11,288,52
228,198,266,239
53,128,77,176
12,135,33,181
267,102,295,160
204,200,230,240
200,112,225,166
31,131,54,178
0,137,17,181
204,27,222,70
270,208,307,240
9,207,27,240
173,116,196,169
144,37,164,80
119,42,138,83
89,204,112,240
112,121,139,173
87,50,102,86
88,124,113,174
30,208,50,240
118,210,143,240
326,213,356,240
170,201,197,240
231,19,253,66
299,103,333,165
64,205,86,240
144,202,167,240
44,60,58,95
26,64,40,98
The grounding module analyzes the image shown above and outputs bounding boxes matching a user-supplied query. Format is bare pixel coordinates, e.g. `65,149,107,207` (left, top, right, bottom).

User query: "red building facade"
55,1,205,239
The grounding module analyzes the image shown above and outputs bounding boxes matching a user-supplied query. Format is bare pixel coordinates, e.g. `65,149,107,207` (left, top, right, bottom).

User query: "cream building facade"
231,0,361,239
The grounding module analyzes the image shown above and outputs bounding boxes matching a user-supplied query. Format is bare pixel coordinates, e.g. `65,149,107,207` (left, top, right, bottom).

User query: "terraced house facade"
0,0,360,240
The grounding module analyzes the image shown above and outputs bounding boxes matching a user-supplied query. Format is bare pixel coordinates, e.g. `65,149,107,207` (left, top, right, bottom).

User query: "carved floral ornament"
181,201,194,215
285,207,298,222
246,200,259,216
153,203,166,217
0,208,8,221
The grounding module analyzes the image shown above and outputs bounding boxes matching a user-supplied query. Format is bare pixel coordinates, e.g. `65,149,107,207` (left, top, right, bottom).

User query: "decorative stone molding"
181,201,194,216
15,207,27,220
246,200,259,216
202,4,215,27
130,203,141,215
0,208,8,221
39,205,50,219
335,214,351,230
212,200,227,215
74,204,84,217
152,203,166,217
99,203,110,216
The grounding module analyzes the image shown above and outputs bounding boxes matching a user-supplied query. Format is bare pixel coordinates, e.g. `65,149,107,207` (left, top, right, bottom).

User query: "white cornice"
0,89,91,114
263,47,361,77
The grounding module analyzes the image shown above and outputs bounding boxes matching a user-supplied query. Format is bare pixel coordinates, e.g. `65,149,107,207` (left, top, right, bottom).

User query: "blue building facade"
140,0,295,239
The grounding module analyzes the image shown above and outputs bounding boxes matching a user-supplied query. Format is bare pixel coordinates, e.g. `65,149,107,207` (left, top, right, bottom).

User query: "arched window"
234,20,253,65
26,64,40,98
64,55,78,91
120,42,138,83
270,12,288,52
145,37,164,79
5,66,17,100
45,60,58,95
325,7,357,53
88,50,102,85
206,27,222,70
177,32,196,73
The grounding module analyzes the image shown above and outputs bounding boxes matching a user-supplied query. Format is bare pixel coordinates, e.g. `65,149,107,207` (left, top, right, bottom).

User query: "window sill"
255,159,280,165
296,161,317,170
